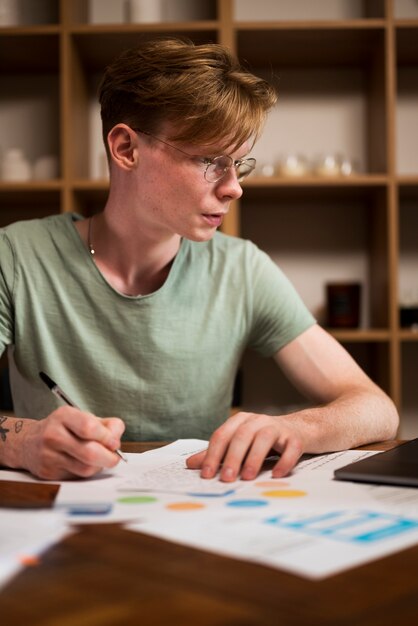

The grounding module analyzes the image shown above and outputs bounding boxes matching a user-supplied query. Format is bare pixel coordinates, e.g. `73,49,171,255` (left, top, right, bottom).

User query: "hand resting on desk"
0,407,125,480
186,411,305,482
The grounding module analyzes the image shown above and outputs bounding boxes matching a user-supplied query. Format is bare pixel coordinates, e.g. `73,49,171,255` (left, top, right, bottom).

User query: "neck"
84,211,181,296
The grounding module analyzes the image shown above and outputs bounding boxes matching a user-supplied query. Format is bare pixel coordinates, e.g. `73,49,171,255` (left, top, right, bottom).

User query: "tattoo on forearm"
0,416,10,442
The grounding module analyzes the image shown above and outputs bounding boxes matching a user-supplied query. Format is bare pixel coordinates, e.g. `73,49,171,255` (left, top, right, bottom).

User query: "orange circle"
19,555,40,566
166,502,205,511
254,481,289,488
262,489,307,498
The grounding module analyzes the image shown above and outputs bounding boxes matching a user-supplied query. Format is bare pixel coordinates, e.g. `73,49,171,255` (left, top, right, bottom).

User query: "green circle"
117,495,158,504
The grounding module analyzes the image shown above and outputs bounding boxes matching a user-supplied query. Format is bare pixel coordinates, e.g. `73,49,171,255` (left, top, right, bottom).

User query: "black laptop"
334,438,418,488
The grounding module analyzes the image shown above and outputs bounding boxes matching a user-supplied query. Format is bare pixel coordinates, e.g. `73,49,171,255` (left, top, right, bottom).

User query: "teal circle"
226,499,268,508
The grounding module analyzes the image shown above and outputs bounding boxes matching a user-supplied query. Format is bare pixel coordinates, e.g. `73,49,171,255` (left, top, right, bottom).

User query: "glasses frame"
132,128,256,183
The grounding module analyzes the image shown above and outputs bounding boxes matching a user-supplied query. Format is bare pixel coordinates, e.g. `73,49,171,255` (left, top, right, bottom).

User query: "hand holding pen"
39,371,127,463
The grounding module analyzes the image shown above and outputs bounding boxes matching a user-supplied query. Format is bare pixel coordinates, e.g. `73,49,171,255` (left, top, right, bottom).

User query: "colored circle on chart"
254,481,289,488
226,499,269,508
166,502,205,511
19,555,40,566
117,495,158,504
262,489,307,498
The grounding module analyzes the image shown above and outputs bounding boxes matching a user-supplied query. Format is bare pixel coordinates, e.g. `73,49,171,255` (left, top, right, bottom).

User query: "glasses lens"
205,156,233,182
236,158,256,181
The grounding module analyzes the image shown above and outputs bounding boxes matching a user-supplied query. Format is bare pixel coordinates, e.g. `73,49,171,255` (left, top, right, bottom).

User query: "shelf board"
328,329,390,342
0,25,60,35
395,19,418,28
0,180,62,191
72,179,109,190
399,330,418,342
70,21,219,34
397,175,418,186
235,19,387,30
245,174,388,187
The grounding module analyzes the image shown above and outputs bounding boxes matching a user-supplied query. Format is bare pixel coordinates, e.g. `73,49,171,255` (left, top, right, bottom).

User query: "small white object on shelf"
314,154,341,177
33,155,58,180
1,149,32,182
276,154,309,177
0,0,19,26
257,163,275,177
128,0,162,23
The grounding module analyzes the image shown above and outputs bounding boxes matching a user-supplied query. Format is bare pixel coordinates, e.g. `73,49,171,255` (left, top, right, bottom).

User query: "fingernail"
222,467,235,481
241,467,256,480
201,465,213,478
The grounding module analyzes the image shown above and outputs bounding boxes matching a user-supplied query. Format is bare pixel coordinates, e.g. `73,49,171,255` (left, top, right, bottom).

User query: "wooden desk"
1,441,418,625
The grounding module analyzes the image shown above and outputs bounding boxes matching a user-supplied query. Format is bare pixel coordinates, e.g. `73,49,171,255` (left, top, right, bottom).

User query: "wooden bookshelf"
1,0,418,435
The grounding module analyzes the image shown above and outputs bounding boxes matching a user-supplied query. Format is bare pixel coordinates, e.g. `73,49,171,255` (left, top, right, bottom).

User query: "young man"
0,38,398,481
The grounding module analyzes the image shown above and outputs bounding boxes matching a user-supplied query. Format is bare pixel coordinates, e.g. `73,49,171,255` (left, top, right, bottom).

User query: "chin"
186,228,218,243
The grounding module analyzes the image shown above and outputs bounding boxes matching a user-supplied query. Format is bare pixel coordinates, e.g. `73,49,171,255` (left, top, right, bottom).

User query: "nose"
214,168,243,201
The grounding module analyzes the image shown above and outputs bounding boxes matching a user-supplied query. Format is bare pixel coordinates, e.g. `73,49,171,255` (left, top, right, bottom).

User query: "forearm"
281,385,399,454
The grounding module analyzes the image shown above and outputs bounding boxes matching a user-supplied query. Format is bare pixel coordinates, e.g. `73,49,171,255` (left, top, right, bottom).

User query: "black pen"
39,371,127,463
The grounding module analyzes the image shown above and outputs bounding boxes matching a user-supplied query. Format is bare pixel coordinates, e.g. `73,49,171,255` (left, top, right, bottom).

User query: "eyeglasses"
133,128,256,183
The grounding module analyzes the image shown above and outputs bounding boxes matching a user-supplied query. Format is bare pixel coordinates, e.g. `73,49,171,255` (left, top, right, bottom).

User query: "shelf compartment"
396,29,418,175
68,0,218,25
0,0,59,27
70,187,109,217
400,342,418,439
240,31,388,175
398,185,418,320
236,25,385,67
233,0,387,21
70,28,219,72
0,73,60,180
240,185,389,330
0,32,60,72
0,184,61,227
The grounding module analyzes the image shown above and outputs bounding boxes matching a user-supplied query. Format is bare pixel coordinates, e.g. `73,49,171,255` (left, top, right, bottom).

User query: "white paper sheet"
0,509,70,591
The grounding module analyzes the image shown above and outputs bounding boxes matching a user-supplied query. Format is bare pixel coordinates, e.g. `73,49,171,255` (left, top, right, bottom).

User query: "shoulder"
0,213,80,254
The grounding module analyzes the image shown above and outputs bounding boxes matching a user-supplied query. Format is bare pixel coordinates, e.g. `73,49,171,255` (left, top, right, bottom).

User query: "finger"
185,449,208,469
101,417,125,450
42,413,122,471
196,414,250,478
271,438,304,478
60,409,121,452
68,438,123,470
239,429,279,480
54,451,113,479
219,426,259,482
220,419,278,481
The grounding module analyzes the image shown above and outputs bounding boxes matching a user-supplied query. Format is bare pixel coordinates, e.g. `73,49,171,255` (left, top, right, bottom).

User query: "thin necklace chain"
87,215,95,256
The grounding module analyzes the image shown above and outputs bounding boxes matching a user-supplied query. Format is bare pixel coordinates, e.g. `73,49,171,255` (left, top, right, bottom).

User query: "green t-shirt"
0,213,315,440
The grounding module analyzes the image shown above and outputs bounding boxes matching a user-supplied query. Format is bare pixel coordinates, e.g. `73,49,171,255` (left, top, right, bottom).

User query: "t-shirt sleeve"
245,243,316,357
0,232,15,355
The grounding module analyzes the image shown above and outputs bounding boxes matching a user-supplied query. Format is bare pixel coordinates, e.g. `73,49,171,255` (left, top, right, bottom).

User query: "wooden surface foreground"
1,440,418,626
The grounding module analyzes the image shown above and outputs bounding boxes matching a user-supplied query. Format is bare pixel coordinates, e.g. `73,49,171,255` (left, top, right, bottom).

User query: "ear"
107,124,139,171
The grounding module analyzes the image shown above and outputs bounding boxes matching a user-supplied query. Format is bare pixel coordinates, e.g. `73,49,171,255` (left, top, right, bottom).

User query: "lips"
202,213,224,227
